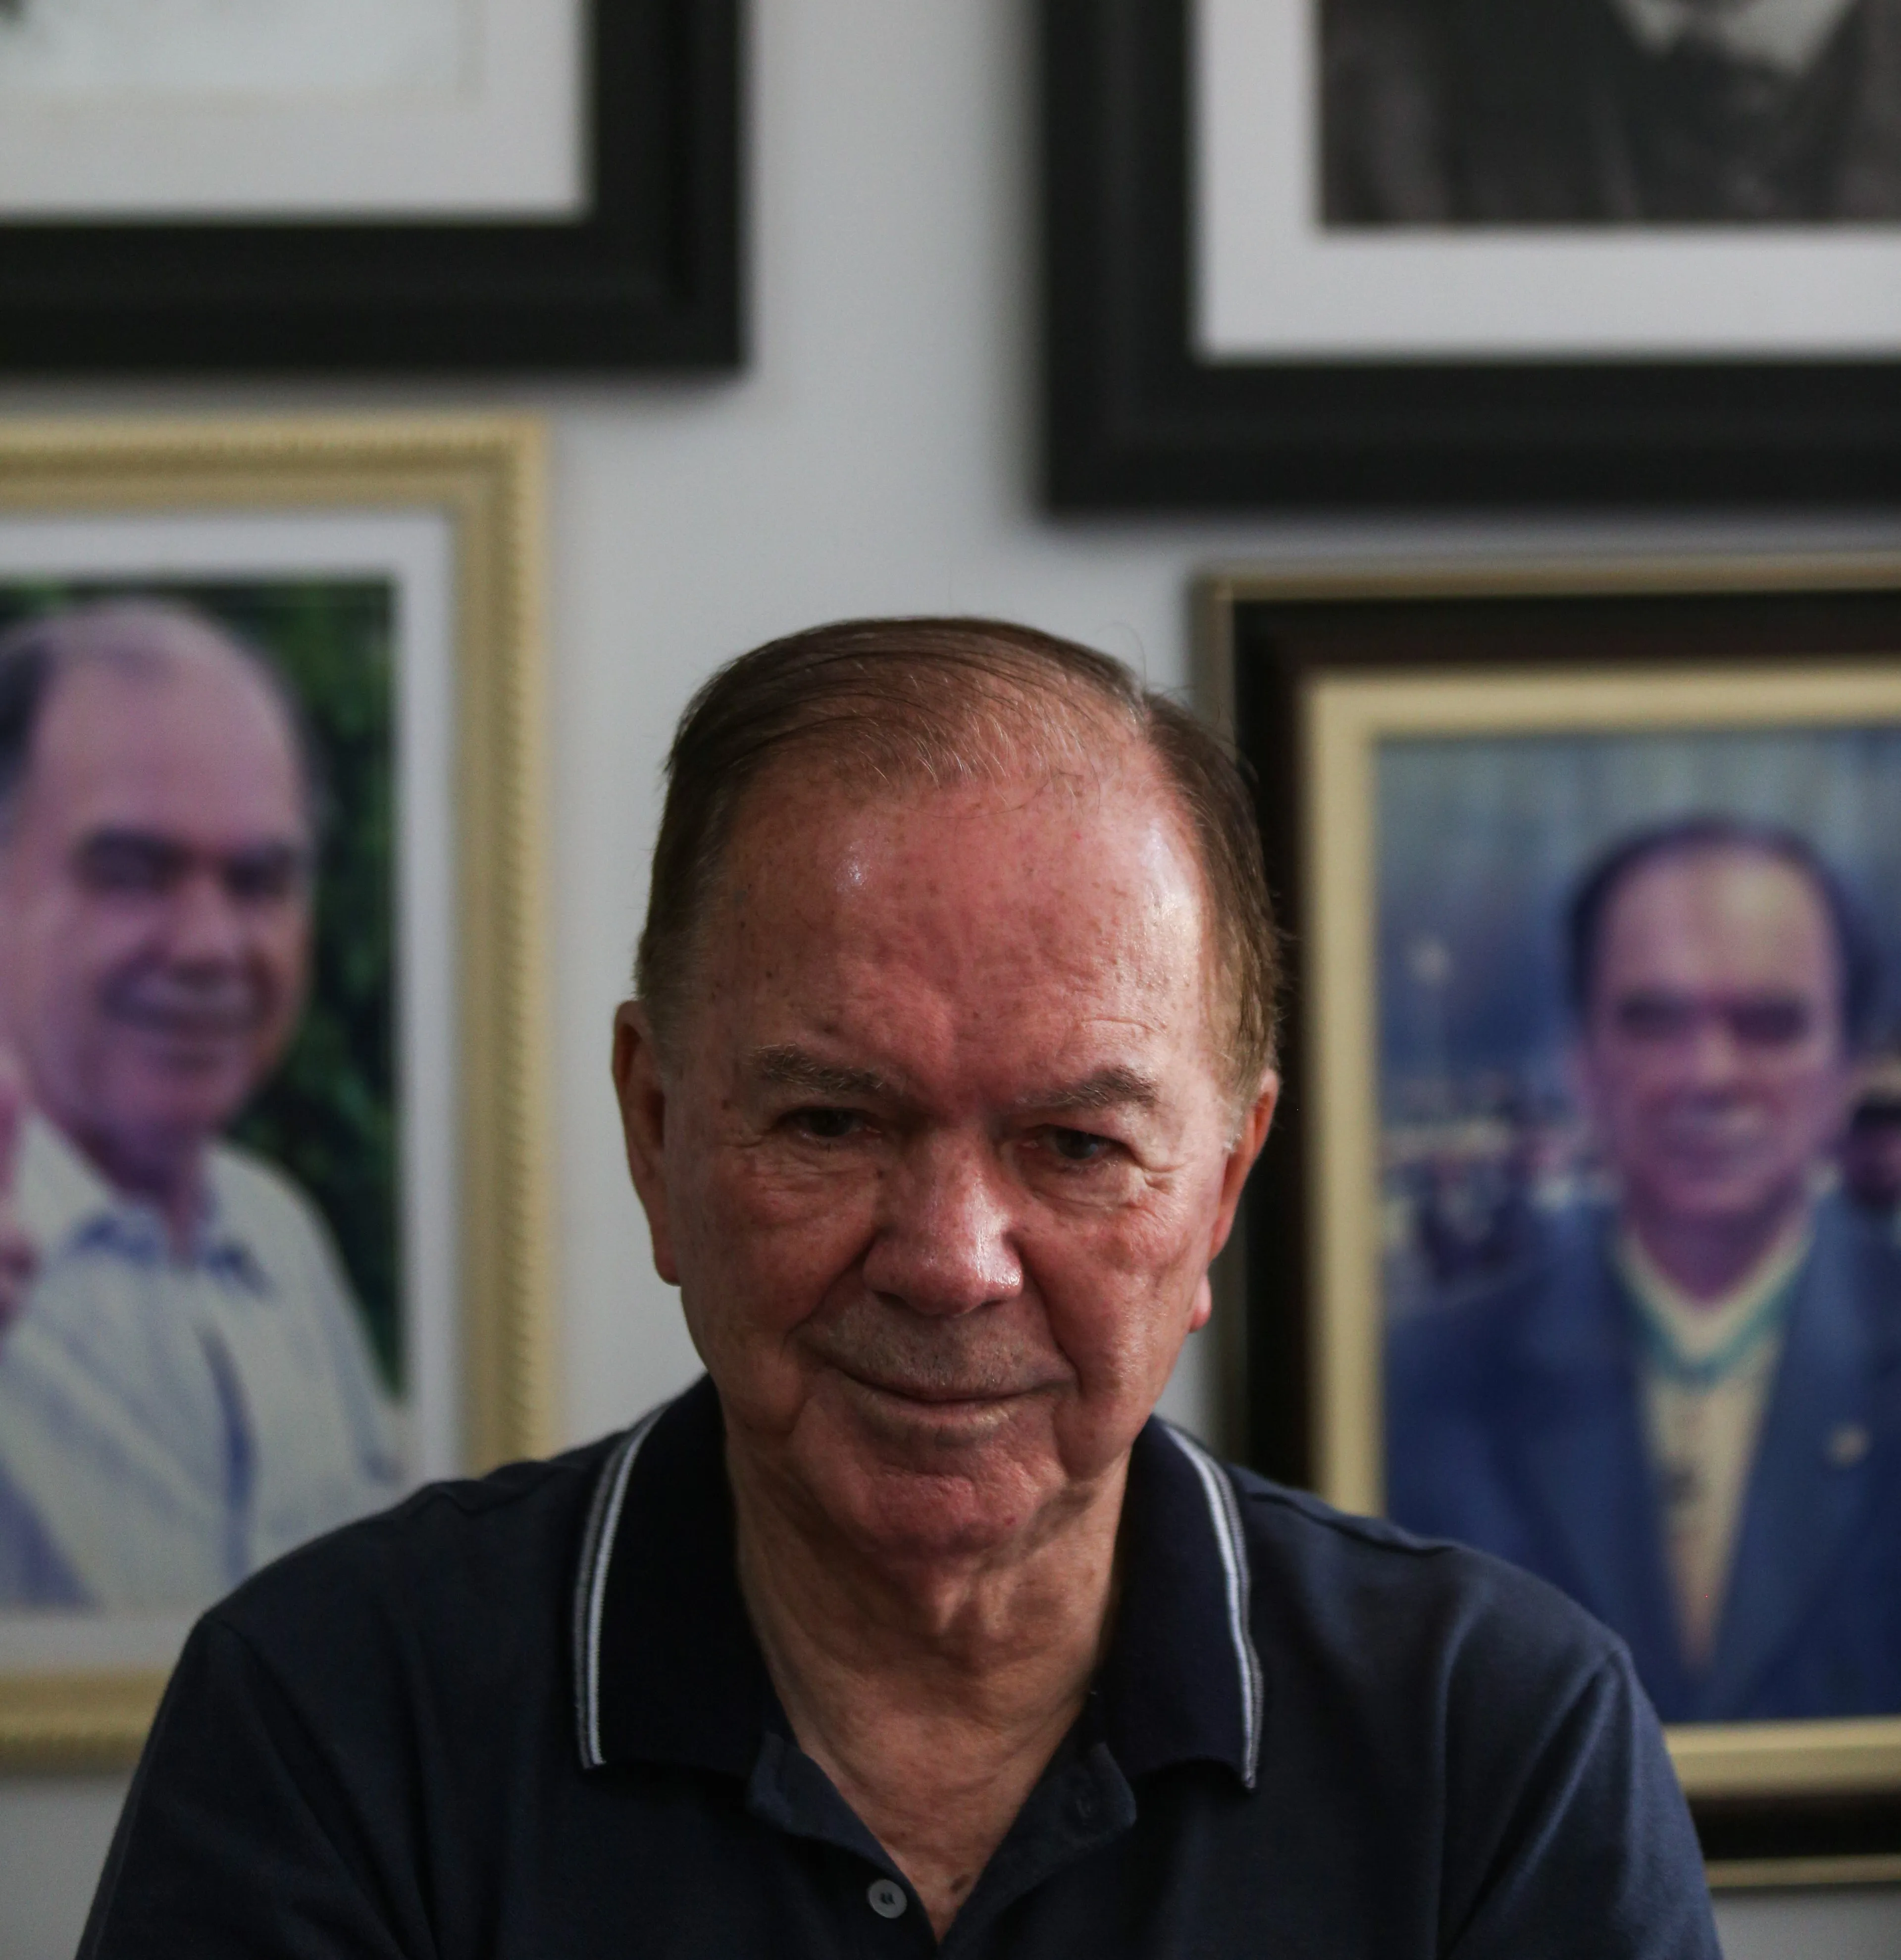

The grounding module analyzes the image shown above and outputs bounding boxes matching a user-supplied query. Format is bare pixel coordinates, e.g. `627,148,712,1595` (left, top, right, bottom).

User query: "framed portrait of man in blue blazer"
1208,560,1901,1880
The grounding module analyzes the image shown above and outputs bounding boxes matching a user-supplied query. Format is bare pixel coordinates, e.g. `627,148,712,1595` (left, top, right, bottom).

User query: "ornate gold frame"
0,416,556,1766
1201,556,1901,1887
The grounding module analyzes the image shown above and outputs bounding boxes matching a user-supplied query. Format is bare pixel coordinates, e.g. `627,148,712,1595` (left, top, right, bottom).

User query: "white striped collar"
571,1403,666,1770
1159,1424,1264,1788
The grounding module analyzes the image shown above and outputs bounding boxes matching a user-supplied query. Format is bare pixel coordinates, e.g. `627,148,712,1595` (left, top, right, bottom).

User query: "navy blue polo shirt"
82,1376,1718,1958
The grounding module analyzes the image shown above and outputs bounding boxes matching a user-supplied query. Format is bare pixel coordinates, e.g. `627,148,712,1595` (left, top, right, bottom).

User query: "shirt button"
867,1878,907,1919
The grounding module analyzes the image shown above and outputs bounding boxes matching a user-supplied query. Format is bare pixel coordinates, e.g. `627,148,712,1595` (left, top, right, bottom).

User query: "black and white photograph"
1320,0,1901,227
1044,0,1901,505
1196,0,1901,359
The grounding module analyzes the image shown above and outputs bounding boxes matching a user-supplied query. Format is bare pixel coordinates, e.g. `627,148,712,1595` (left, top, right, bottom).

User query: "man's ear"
612,1002,680,1286
1206,1067,1280,1268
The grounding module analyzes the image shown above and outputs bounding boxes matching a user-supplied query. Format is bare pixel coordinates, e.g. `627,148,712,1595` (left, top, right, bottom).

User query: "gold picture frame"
1202,557,1901,1885
0,416,556,1766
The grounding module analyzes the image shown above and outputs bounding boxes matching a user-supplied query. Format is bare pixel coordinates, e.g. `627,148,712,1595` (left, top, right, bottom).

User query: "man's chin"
815,1356,1074,1450
91,1084,252,1162
1641,1172,1808,1234
822,1368,1054,1455
787,1379,1067,1546
801,1439,1056,1565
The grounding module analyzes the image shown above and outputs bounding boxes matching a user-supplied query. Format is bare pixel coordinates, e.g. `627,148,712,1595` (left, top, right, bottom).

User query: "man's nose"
861,1133,1024,1317
163,870,247,964
1680,1015,1748,1087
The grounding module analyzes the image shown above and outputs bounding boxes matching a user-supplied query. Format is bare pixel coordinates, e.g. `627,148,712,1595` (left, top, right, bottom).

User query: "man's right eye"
74,839,184,893
1613,993,1695,1042
787,1107,865,1141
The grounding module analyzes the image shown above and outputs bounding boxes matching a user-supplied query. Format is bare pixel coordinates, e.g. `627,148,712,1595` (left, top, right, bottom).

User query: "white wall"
2,3,1898,1953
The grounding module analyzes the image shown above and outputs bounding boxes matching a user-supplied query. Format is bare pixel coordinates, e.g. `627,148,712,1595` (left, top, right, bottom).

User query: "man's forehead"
29,653,304,816
725,739,1195,882
1599,846,1837,971
720,768,1207,979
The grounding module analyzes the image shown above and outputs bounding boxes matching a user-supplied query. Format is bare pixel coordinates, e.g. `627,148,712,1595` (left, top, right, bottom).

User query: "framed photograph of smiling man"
1205,562,1901,1878
0,416,554,1765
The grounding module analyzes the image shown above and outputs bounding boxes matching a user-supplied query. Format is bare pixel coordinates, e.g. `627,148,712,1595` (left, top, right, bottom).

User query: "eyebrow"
74,828,313,870
748,1046,1163,1119
1019,1065,1163,1116
748,1047,898,1103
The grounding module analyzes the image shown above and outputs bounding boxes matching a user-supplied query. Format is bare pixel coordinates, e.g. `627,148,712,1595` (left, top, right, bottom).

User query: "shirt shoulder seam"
1233,1478,1459,1557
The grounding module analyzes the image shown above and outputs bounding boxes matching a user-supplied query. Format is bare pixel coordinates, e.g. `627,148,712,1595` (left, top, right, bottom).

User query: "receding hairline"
706,720,1219,963
695,748,1245,1116
661,680,1246,1086
714,684,1171,826
1593,839,1840,953
38,602,281,693
635,614,1283,1106
0,600,318,834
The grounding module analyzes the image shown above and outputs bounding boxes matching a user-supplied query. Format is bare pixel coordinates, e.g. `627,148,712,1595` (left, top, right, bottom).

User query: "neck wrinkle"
717,1434,1121,1756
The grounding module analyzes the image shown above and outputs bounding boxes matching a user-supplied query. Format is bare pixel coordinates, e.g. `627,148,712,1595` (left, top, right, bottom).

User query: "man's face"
1575,846,1853,1242
0,655,313,1179
616,753,1276,1566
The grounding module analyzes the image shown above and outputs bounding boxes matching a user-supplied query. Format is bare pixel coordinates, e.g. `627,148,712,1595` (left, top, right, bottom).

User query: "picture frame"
0,0,741,373
1045,0,1901,509
0,414,556,1765
1202,559,1901,1881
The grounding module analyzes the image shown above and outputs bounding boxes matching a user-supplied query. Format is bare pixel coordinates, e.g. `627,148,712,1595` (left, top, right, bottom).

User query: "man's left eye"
1043,1127,1113,1164
789,1107,864,1141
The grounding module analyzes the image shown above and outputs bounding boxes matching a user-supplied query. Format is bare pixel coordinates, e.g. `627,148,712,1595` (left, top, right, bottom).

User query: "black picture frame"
1212,559,1901,1878
1043,0,1901,509
0,0,741,374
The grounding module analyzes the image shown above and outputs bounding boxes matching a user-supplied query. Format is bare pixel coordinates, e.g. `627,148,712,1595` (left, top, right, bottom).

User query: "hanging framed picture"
0,0,741,372
1204,558,1901,1880
1046,0,1901,507
0,415,556,1764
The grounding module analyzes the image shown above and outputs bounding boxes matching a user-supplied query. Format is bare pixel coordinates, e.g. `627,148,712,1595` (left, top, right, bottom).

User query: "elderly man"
0,599,399,1608
1323,0,1901,224
1389,818,1901,1722
82,621,1714,1958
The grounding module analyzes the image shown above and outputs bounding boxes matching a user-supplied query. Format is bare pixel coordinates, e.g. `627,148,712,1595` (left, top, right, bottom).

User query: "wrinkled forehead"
714,747,1217,998
722,727,1200,890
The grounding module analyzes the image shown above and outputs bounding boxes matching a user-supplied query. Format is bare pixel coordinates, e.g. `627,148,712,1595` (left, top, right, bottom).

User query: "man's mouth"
104,986,264,1041
1650,1099,1771,1153
839,1369,1038,1407
798,1304,1071,1421
112,1008,259,1041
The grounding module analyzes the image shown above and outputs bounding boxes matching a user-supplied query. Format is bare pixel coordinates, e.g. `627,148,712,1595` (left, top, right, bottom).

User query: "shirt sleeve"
78,1614,419,1960
1443,1647,1720,1960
